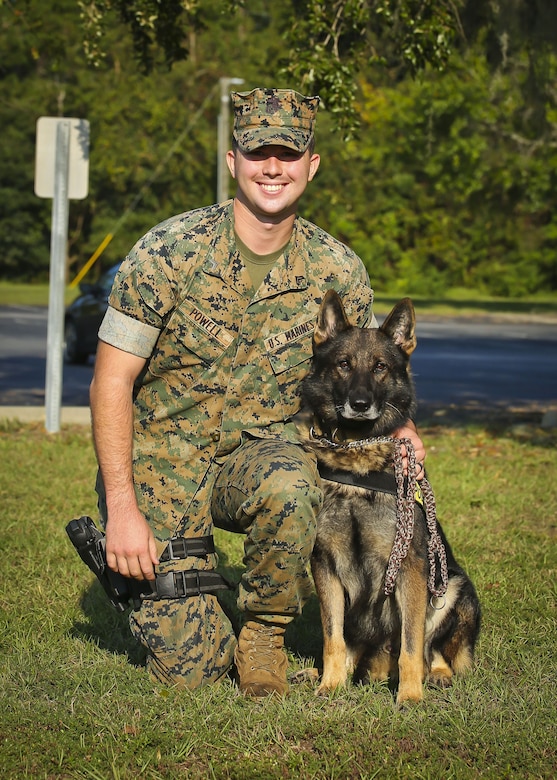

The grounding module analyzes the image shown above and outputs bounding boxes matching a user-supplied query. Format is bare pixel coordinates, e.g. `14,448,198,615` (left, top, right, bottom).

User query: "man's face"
226,144,320,221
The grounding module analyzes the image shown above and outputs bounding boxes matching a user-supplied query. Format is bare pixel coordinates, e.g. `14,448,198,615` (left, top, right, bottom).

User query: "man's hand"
393,420,426,480
105,504,159,581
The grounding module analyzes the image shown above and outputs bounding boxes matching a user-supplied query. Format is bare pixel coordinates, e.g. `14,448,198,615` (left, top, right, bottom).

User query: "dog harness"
311,434,448,599
317,464,425,508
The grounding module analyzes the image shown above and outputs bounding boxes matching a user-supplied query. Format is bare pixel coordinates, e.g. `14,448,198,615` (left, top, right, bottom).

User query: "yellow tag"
415,482,424,507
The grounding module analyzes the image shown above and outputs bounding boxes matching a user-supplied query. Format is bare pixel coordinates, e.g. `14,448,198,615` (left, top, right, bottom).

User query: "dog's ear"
314,289,352,346
380,298,417,356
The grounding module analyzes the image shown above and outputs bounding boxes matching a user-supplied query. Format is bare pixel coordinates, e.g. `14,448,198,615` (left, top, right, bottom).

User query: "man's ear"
308,153,320,182
226,149,236,178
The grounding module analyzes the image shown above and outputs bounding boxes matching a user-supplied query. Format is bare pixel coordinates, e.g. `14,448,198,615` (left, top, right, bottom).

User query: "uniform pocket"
150,301,234,385
265,317,315,417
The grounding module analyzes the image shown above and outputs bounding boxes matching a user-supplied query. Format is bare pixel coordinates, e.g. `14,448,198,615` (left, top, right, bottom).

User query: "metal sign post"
44,120,71,433
217,77,244,203
35,117,89,433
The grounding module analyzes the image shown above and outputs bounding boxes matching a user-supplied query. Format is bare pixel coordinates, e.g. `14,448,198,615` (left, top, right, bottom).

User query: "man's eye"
280,151,302,161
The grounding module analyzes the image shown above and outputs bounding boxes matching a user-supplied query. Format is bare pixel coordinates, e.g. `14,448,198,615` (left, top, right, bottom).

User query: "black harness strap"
159,535,216,562
318,464,400,495
318,464,424,509
154,570,233,600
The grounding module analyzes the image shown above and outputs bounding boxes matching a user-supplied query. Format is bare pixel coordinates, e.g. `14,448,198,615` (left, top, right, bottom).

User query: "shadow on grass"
417,402,557,446
70,551,324,673
71,582,148,666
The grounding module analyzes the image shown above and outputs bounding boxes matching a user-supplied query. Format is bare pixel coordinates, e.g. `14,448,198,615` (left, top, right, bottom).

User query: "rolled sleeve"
98,306,160,358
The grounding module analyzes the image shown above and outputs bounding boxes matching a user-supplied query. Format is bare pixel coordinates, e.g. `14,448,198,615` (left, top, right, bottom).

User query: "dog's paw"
315,674,347,697
428,670,453,689
427,652,454,688
315,682,339,697
289,668,319,685
396,681,424,705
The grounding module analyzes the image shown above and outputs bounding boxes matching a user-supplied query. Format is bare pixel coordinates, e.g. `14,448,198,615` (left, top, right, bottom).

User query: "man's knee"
213,439,323,531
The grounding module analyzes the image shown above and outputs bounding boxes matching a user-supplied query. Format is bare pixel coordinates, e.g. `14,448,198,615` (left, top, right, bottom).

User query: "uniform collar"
202,203,309,298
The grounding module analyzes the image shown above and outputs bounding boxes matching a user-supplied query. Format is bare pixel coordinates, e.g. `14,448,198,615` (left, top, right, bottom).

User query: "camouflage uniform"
96,90,376,689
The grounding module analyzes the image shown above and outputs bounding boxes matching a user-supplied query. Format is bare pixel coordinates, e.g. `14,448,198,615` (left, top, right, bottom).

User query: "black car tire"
64,319,89,364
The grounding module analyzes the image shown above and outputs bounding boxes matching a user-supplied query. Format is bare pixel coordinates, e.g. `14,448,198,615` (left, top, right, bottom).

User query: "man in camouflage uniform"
90,87,424,697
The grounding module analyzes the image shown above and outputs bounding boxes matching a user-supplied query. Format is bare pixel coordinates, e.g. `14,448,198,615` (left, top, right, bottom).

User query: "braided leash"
378,437,449,599
308,430,449,600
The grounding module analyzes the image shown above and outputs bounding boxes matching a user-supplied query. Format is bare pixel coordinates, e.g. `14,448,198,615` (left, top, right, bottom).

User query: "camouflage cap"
231,88,320,153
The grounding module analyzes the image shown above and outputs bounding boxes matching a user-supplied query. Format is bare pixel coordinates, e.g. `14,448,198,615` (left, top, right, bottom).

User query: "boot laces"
246,628,282,672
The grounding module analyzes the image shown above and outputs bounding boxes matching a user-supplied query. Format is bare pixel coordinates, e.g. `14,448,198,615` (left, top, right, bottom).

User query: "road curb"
0,406,91,425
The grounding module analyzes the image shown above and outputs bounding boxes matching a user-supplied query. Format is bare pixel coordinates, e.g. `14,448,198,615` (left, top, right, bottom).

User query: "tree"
72,0,557,141
1,0,556,293
307,50,557,296
75,0,464,137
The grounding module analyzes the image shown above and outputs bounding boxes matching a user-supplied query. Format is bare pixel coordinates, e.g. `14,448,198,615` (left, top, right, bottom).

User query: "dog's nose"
350,397,371,413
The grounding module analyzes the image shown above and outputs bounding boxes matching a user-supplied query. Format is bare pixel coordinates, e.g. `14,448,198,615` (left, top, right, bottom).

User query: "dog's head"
301,289,417,438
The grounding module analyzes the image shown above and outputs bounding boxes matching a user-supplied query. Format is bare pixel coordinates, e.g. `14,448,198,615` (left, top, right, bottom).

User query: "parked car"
64,263,120,364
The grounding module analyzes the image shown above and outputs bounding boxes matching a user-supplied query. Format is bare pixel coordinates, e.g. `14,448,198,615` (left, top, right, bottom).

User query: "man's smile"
259,183,286,193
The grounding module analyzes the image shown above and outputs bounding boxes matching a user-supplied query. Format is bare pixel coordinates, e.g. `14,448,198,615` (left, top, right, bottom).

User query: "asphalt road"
1,305,556,416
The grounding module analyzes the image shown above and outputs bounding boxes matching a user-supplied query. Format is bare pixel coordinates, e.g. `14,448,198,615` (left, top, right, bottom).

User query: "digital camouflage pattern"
97,199,375,687
232,88,319,153
129,594,236,689
211,437,323,622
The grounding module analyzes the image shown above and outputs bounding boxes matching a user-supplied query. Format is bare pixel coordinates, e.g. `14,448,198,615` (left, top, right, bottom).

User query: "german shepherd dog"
296,290,481,704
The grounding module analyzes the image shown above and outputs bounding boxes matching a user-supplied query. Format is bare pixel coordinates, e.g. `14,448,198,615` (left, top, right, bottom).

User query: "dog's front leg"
313,567,349,695
395,567,428,704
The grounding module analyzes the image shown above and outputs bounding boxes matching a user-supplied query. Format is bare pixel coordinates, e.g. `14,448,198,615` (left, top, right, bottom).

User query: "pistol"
66,515,155,611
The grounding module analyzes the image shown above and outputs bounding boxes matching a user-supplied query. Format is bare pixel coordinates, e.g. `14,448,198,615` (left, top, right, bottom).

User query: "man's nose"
262,156,282,175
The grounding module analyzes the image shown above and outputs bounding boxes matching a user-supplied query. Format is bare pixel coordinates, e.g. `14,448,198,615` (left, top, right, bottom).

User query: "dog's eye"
374,361,387,374
338,359,351,371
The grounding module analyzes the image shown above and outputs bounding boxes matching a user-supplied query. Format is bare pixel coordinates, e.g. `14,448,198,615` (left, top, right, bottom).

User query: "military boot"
234,615,289,698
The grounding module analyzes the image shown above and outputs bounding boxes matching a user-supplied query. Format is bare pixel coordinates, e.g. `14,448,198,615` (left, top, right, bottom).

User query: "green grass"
0,417,556,779
0,281,79,307
1,280,556,319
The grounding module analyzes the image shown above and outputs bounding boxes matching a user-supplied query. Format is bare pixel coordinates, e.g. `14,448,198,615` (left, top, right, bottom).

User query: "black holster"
65,515,232,612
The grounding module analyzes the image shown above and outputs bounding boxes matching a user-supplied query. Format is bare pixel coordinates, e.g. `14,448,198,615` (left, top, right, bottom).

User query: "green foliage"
0,420,556,778
305,49,557,296
1,0,557,295
77,0,464,136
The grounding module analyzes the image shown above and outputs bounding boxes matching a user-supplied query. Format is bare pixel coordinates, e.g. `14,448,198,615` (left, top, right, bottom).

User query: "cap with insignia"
231,88,320,153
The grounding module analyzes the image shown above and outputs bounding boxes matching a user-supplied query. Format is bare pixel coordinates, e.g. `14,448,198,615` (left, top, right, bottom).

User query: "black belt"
154,569,233,599
159,535,216,562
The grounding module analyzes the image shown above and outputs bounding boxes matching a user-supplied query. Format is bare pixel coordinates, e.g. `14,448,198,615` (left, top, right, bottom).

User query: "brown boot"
234,616,289,698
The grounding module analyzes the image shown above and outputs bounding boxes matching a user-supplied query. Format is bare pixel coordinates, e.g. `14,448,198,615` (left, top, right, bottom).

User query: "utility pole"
217,77,244,203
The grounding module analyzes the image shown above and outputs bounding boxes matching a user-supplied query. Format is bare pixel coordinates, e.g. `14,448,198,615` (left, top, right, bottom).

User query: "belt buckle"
169,537,188,560
176,569,202,597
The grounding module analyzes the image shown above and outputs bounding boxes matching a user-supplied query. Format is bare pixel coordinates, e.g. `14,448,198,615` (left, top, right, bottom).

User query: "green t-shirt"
235,232,289,292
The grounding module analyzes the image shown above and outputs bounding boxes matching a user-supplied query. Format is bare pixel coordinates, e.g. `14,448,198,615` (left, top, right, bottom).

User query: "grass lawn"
1,279,557,320
0,415,556,779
